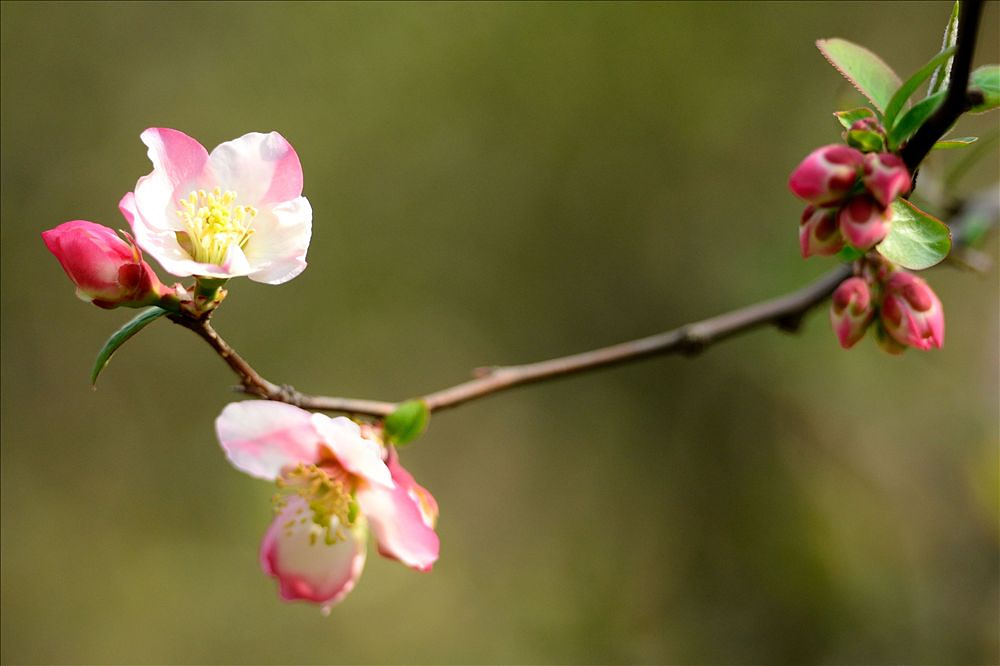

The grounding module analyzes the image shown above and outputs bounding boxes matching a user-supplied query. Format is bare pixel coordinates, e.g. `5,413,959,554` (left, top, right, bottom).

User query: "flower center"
175,187,257,265
275,463,359,545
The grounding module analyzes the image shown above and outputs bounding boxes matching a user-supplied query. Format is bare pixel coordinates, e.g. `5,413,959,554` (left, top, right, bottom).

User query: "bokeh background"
2,2,998,664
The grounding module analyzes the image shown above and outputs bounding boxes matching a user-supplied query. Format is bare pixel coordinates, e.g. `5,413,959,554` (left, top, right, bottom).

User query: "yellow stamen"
175,186,257,265
274,463,355,545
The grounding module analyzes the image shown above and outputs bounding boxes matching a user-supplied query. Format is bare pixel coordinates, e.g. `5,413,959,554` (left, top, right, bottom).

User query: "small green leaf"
888,90,945,149
876,199,952,269
834,107,876,130
816,38,903,113
845,129,885,152
932,136,978,150
927,1,960,96
383,400,430,446
883,46,956,129
91,306,168,386
836,245,865,263
969,64,1000,114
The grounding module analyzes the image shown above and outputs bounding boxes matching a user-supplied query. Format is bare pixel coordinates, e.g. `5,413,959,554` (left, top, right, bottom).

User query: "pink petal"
311,414,394,489
140,128,211,191
216,401,321,480
244,197,312,284
261,497,368,612
356,458,440,572
208,131,303,206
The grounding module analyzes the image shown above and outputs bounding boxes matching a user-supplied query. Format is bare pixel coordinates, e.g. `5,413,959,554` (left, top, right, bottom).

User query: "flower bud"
799,206,844,258
788,145,864,206
873,321,908,355
829,277,874,348
862,152,911,207
42,220,169,309
880,271,944,350
838,195,891,251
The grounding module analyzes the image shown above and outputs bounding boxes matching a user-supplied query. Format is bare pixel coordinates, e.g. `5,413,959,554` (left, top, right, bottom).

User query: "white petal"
245,196,312,284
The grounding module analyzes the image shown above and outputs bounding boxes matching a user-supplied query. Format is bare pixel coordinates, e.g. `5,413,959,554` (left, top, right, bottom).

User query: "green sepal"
383,400,430,446
845,129,885,152
876,199,952,270
883,46,956,130
927,1,960,96
836,245,865,263
932,136,978,150
888,90,945,150
969,65,999,114
816,38,902,113
90,306,169,386
834,107,876,130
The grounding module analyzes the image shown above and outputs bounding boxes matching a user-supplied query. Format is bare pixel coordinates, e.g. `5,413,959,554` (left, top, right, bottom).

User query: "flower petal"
140,128,210,191
311,414,394,488
261,497,368,612
209,131,303,206
216,401,321,480
356,457,439,572
244,196,312,284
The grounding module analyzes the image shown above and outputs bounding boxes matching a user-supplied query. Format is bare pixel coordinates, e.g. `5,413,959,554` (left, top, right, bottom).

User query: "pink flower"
880,271,944,351
215,401,439,612
838,195,891,251
862,152,911,207
799,206,845,258
829,277,874,348
42,220,170,309
788,144,864,206
124,128,312,284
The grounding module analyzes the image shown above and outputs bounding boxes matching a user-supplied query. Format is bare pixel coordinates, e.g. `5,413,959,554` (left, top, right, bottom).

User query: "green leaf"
816,38,903,113
834,107,876,130
876,199,952,269
969,64,1000,114
383,400,430,446
932,136,978,150
845,129,885,152
836,245,865,263
90,307,168,386
883,46,956,129
888,90,945,149
927,1,960,96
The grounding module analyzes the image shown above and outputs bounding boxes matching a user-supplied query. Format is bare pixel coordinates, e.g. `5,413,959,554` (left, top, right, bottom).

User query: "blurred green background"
2,2,997,664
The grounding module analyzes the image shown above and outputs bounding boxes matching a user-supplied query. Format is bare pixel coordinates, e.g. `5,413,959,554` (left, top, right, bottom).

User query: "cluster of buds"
790,140,911,257
829,260,944,353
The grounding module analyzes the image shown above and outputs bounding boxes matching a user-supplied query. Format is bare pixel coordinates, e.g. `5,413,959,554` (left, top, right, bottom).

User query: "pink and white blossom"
216,401,439,612
124,128,312,284
862,152,911,207
880,271,944,351
42,220,171,309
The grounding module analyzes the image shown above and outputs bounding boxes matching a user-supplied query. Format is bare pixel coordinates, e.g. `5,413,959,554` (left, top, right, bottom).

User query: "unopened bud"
829,277,874,348
788,145,864,206
862,152,911,207
838,195,891,251
880,271,944,351
799,206,844,258
844,118,886,153
42,220,170,309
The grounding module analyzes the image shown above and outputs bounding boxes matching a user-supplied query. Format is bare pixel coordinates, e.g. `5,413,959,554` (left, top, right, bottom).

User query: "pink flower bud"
880,271,944,350
788,144,864,206
42,220,168,309
799,206,845,258
862,152,911,207
829,277,874,348
838,195,890,251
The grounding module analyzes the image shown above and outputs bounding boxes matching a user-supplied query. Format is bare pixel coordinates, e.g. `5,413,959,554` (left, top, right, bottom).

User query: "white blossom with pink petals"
215,401,439,612
123,128,312,284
